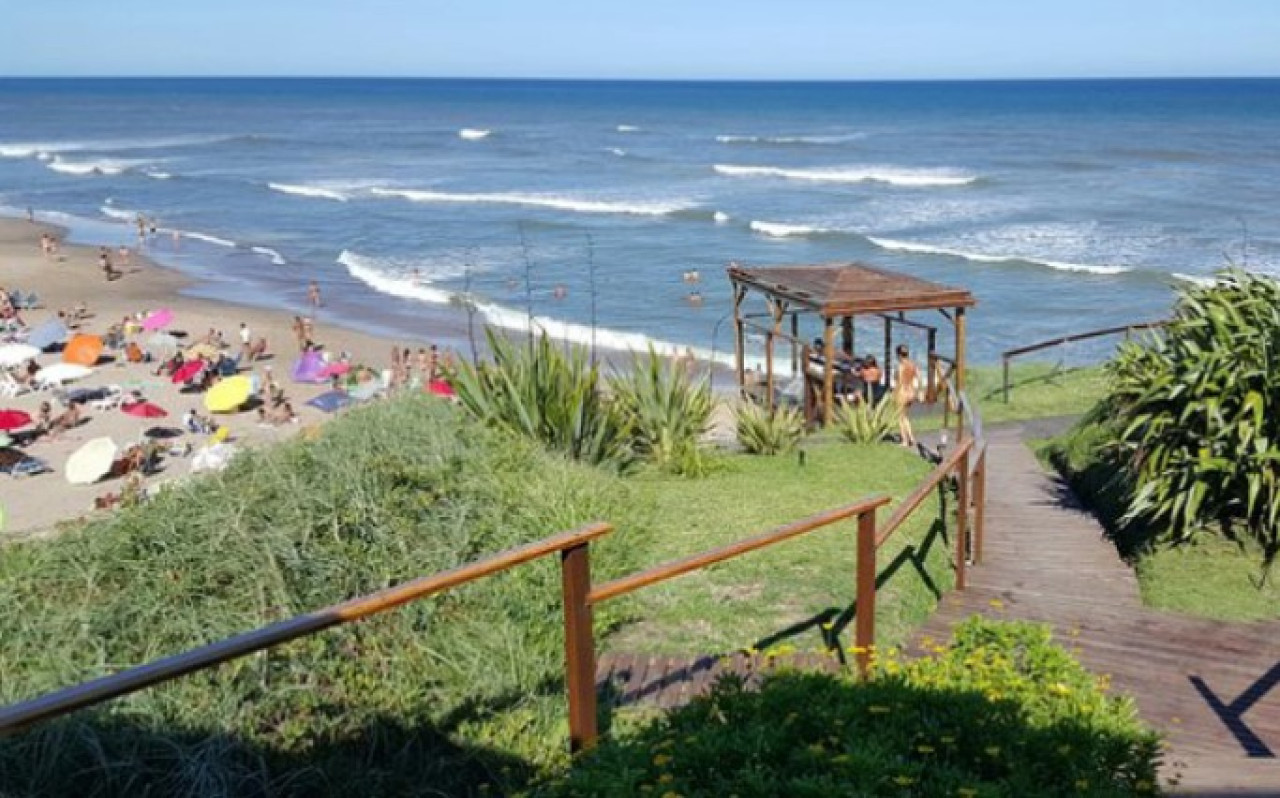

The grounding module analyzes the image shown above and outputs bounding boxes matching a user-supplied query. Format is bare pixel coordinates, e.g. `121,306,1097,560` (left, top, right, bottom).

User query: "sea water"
2,78,1278,364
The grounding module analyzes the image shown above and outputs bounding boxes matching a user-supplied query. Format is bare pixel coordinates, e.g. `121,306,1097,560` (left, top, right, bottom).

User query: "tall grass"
0,396,651,796
609,348,712,476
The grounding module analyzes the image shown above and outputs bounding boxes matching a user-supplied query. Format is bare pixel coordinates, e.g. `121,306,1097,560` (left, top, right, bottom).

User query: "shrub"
1104,269,1280,571
735,401,805,455
833,395,899,445
0,396,651,796
610,348,713,476
535,617,1162,797
451,329,634,469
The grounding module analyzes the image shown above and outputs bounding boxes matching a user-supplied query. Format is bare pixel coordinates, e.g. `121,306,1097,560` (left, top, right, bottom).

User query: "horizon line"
2,74,1278,83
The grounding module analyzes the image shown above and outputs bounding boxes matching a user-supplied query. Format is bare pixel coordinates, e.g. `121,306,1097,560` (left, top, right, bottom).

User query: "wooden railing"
0,439,984,754
1000,321,1167,403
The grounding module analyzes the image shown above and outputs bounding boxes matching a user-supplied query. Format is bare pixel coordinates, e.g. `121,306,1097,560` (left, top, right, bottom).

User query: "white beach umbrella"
0,344,40,369
66,437,118,485
35,363,93,386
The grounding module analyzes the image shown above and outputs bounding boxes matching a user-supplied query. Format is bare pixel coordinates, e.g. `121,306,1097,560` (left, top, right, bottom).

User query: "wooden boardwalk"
598,426,1280,795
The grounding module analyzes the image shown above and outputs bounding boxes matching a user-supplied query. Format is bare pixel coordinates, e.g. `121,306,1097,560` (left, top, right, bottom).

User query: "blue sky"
3,0,1278,79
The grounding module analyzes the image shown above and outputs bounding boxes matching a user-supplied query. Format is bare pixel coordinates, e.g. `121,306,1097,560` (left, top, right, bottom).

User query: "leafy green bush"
535,617,1162,797
610,348,713,476
833,395,899,445
0,396,650,796
735,402,805,455
1104,269,1280,570
451,329,634,468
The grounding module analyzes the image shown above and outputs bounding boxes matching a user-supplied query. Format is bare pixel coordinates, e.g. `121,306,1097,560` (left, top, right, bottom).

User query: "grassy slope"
1038,424,1280,622
610,442,951,656
966,361,1108,427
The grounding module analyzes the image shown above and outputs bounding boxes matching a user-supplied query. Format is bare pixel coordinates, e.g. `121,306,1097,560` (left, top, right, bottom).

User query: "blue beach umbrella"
27,319,69,352
306,390,354,414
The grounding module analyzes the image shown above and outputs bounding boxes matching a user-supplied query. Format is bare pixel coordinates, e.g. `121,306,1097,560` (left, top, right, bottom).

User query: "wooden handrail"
1001,320,1167,403
588,496,891,605
876,437,974,548
0,521,613,738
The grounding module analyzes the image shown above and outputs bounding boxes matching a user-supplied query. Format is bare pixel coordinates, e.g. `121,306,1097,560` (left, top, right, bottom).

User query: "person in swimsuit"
894,344,919,448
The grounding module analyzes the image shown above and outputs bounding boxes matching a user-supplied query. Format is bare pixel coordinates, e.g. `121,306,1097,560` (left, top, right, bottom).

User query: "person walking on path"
894,344,919,449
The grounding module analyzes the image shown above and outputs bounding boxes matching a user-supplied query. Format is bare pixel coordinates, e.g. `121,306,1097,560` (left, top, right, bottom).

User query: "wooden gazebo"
728,262,977,429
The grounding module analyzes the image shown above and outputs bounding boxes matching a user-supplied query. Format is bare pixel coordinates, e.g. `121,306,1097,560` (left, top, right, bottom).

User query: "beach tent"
63,334,104,366
306,390,354,414
0,344,40,368
141,309,174,331
291,351,327,383
66,437,117,485
35,363,93,386
205,376,251,413
27,320,69,352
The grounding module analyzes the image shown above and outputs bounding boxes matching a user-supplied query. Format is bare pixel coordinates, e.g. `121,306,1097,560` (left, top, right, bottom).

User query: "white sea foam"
47,157,151,176
145,170,172,180
616,125,640,133
713,211,730,224
607,147,627,157
182,231,237,248
100,204,138,222
866,236,1129,275
713,164,978,188
716,133,865,145
340,249,739,366
749,220,831,238
459,128,491,140
370,187,693,216
1,135,233,159
267,182,350,202
1172,272,1217,287
251,246,287,265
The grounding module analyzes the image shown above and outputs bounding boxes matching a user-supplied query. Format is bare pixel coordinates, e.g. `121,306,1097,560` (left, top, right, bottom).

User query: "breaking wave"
749,220,837,238
459,128,491,140
716,133,865,145
47,157,153,176
370,187,694,216
251,246,287,265
616,125,641,133
713,164,978,187
866,236,1129,275
267,182,350,202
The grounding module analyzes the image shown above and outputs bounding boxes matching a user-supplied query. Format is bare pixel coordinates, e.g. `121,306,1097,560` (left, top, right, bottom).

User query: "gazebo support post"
955,307,967,441
765,299,786,412
926,327,938,403
822,317,835,423
841,316,853,358
790,313,799,375
882,317,892,392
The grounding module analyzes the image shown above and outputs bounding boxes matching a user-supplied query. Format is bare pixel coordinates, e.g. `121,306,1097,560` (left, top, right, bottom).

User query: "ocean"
2,78,1278,366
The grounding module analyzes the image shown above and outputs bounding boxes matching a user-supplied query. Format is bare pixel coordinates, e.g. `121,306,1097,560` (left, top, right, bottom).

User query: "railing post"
855,508,877,678
1002,356,1010,404
561,542,598,752
973,447,986,565
955,448,970,591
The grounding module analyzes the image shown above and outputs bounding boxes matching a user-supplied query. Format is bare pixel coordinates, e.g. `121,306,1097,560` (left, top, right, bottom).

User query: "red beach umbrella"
0,409,33,431
319,362,351,379
171,360,205,384
123,402,168,419
427,378,455,398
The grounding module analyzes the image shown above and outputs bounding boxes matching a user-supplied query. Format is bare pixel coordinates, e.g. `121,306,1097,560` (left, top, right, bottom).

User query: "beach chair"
0,371,28,398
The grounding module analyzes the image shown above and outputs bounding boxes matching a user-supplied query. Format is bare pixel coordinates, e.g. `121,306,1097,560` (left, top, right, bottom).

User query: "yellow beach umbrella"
204,376,251,413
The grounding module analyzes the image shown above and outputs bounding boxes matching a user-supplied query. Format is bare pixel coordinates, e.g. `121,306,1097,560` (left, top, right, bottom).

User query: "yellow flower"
984,745,1001,757
1057,744,1072,755
917,744,935,754
1075,779,1089,791
957,789,979,798
659,773,674,784
661,792,682,798
940,735,955,744
807,743,825,755
1050,682,1071,695
832,754,851,764
868,705,891,714
652,754,673,767
893,775,916,787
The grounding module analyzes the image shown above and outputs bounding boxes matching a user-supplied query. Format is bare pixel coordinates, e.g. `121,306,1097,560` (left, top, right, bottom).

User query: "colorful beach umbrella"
318,361,351,379
123,401,168,419
427,378,456,398
291,350,327,383
306,390,354,414
27,319,69,352
141,309,174,331
62,334,104,366
0,344,40,368
65,437,117,485
0,410,32,432
171,360,204,384
205,375,251,413
35,363,92,385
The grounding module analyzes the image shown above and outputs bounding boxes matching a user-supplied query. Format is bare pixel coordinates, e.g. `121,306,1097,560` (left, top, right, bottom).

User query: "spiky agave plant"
452,329,634,468
609,347,713,476
833,396,900,445
735,401,805,455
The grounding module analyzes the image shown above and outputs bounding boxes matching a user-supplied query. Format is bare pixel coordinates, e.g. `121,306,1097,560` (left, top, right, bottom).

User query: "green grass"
966,362,1108,427
1039,420,1280,623
0,396,652,796
609,441,952,656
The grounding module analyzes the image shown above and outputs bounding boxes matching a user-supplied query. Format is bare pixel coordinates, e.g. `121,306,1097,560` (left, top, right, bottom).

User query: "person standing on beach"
99,247,117,281
291,316,307,352
118,245,131,269
136,214,147,241
307,280,322,309
894,344,919,449
239,322,252,360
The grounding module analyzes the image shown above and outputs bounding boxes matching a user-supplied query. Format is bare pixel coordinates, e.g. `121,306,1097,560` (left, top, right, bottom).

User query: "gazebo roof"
728,262,976,317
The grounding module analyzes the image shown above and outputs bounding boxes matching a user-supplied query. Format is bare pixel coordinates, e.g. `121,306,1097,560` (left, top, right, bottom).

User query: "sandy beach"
0,217,425,539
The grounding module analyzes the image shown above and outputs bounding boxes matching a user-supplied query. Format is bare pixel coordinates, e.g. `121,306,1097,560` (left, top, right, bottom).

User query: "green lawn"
608,441,954,656
966,361,1108,427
